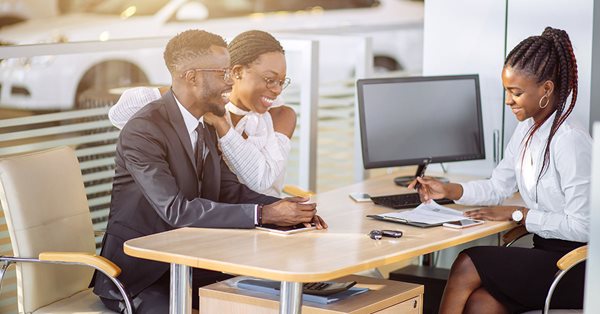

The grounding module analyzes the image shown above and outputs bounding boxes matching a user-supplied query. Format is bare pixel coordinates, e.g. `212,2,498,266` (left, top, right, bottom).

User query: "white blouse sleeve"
525,129,591,242
456,127,520,206
218,127,291,192
108,87,161,129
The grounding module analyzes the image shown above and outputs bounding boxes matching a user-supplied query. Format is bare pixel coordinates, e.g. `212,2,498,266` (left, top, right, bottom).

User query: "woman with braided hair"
109,30,295,197
410,27,590,313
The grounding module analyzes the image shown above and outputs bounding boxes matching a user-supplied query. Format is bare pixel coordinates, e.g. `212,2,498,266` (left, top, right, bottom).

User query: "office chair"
503,225,587,314
0,146,133,313
282,184,315,198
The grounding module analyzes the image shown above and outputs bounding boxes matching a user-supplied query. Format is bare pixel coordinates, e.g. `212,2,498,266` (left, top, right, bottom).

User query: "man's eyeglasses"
262,76,291,90
180,68,232,82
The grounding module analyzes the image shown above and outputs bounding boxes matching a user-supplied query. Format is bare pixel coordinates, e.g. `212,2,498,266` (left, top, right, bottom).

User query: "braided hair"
163,29,227,74
228,30,285,67
504,27,578,183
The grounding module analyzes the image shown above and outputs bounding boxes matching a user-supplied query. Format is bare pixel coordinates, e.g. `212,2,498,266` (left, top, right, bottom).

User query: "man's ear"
180,69,196,85
188,71,197,84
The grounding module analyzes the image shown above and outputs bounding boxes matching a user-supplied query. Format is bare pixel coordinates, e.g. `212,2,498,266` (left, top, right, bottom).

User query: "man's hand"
308,214,328,230
262,196,320,227
464,206,524,221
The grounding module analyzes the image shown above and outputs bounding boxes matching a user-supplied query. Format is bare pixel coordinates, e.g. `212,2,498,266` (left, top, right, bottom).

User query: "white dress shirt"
219,102,290,197
173,94,204,155
457,114,592,242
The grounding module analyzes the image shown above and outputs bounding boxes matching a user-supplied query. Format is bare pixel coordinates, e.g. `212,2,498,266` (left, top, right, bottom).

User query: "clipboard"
366,214,443,228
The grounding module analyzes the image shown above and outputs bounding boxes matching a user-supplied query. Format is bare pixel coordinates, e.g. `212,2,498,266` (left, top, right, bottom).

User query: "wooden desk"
124,172,522,314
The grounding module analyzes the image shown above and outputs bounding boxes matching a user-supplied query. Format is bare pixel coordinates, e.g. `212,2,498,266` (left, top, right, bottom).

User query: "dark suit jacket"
93,90,278,300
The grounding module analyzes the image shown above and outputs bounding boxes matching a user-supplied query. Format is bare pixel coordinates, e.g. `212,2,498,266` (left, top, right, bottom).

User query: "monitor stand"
393,161,449,187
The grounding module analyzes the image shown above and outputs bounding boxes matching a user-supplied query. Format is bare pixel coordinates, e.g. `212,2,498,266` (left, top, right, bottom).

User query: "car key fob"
381,230,403,238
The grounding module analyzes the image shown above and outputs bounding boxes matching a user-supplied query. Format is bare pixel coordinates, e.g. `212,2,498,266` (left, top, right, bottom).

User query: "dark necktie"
195,123,205,183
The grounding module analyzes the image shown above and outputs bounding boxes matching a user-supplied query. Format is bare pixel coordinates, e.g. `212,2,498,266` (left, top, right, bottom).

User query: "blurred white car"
0,0,58,28
0,0,423,110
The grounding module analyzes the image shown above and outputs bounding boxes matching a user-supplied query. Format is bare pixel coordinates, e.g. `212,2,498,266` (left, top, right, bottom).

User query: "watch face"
512,210,523,222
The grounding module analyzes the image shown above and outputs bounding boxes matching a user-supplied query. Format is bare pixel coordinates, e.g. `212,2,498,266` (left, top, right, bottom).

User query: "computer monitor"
356,74,485,186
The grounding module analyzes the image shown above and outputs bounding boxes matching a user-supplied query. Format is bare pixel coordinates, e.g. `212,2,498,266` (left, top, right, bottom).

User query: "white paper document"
379,200,467,225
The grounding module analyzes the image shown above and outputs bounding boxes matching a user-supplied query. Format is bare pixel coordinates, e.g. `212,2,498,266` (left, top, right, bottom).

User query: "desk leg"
170,263,192,314
279,281,302,314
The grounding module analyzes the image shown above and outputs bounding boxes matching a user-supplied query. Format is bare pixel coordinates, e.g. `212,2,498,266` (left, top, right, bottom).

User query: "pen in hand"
414,158,431,191
414,178,423,191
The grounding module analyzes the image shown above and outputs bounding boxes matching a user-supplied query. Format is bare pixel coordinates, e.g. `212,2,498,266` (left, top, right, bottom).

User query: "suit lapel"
202,125,221,200
163,90,196,170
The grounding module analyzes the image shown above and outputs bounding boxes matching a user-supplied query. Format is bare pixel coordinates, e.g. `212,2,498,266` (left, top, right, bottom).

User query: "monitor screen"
357,74,485,169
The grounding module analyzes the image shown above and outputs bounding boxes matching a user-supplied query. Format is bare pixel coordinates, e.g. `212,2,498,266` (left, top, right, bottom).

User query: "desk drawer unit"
199,274,423,314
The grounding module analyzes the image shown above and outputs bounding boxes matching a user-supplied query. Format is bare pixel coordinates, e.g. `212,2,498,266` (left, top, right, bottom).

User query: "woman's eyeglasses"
180,68,232,82
262,76,291,90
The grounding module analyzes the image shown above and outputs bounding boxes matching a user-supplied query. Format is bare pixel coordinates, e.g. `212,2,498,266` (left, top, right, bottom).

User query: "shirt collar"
526,112,556,142
173,94,204,134
226,102,251,116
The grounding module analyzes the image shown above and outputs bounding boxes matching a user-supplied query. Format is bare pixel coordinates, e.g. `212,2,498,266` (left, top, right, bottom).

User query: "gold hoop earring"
538,94,550,109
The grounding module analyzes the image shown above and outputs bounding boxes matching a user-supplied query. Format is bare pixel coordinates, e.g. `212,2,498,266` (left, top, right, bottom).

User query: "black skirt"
463,235,586,313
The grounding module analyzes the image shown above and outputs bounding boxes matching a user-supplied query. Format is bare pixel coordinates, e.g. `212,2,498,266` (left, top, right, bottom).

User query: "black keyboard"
370,193,454,209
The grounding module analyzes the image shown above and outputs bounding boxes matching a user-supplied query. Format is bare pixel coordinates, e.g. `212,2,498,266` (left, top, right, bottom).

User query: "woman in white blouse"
109,30,294,197
412,27,590,313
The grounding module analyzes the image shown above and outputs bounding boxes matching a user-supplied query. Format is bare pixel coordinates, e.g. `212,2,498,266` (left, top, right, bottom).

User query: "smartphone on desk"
443,219,484,229
349,193,371,203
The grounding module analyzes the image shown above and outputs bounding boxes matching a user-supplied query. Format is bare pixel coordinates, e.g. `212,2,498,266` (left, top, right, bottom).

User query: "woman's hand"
464,206,521,221
408,177,464,203
408,177,447,202
204,112,230,137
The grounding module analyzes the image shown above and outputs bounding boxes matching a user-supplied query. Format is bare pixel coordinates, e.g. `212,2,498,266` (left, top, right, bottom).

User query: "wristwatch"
511,208,524,225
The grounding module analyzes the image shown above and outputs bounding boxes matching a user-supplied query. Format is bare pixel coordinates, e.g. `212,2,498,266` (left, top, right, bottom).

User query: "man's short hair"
163,29,227,74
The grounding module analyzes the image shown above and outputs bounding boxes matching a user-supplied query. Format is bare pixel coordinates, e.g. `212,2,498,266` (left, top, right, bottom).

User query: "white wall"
503,0,594,146
424,0,595,176
584,122,600,313
590,1,600,129
423,0,506,176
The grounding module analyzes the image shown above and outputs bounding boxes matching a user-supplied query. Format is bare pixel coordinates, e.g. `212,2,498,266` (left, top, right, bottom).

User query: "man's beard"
207,101,226,117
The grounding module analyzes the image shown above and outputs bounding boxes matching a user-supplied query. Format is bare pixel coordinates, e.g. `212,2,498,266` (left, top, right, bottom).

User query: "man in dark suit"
93,29,326,313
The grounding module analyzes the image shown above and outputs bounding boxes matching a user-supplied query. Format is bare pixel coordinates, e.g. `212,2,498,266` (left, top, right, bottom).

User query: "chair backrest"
0,146,96,313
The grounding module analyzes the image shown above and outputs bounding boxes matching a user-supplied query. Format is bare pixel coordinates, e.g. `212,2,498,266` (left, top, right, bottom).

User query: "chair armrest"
94,230,106,237
556,245,587,271
542,245,588,314
282,184,315,197
39,252,121,277
502,225,529,246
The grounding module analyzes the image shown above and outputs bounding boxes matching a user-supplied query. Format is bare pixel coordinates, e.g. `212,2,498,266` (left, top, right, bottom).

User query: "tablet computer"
256,223,316,235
